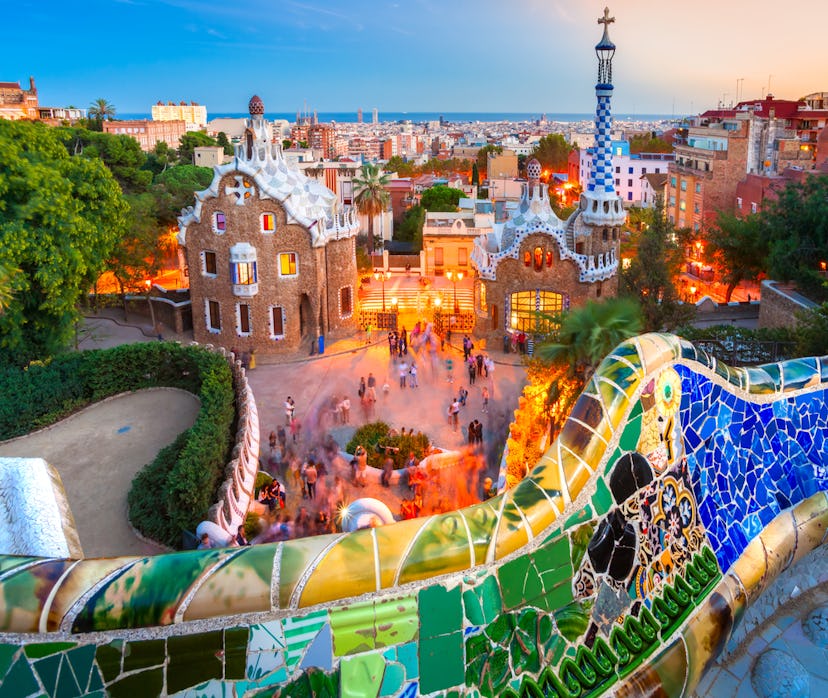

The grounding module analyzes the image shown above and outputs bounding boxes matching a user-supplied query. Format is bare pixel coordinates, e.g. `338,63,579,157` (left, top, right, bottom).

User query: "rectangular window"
262,213,275,233
615,166,620,174
642,167,647,174
270,306,285,338
458,247,468,266
694,203,700,214
207,300,221,332
751,202,758,213
628,167,634,174
215,212,226,232
695,182,701,193
679,200,686,211
232,261,257,285
736,197,743,208
237,303,251,335
680,180,687,191
434,247,444,268
655,168,660,173
627,191,633,200
615,178,620,186
340,286,353,317
670,176,676,187
203,251,217,276
627,179,633,187
279,252,297,276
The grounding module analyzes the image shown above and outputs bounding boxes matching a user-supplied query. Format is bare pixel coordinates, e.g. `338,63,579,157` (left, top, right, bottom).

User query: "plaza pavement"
1,309,529,555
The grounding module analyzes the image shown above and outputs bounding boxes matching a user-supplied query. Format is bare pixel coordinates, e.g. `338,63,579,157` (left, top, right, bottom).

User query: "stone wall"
758,279,817,329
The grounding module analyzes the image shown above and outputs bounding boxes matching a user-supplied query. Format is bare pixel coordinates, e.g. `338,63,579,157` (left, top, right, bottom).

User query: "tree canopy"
476,144,502,177
763,174,828,301
706,212,769,302
628,133,673,154
57,127,151,193
177,131,218,165
394,204,425,250
620,200,693,330
87,98,116,131
531,134,572,172
0,121,128,365
420,185,464,212
354,163,391,254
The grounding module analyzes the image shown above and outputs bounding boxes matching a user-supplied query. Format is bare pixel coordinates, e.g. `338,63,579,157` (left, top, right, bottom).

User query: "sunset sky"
4,0,825,116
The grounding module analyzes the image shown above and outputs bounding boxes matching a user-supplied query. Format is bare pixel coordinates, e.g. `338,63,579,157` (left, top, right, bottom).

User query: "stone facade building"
470,10,624,340
177,96,360,356
0,77,38,120
103,119,187,152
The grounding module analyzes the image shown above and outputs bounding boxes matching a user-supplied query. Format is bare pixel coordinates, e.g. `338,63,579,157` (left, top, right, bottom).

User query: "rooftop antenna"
767,74,773,96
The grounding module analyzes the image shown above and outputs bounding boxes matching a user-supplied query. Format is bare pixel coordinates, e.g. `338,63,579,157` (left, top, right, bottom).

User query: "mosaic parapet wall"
1,334,828,697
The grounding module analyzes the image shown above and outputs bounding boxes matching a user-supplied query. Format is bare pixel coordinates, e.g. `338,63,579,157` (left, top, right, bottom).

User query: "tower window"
602,228,609,242
270,306,285,338
524,251,532,267
231,260,257,285
213,211,226,234
340,286,353,317
237,303,251,335
546,251,553,267
534,246,543,271
261,213,275,233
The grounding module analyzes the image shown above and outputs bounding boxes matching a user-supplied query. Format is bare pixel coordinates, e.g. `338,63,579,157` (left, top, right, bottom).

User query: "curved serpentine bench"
1,333,828,697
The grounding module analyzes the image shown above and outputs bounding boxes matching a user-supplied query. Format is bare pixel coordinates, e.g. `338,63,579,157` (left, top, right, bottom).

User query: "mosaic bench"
1,333,827,697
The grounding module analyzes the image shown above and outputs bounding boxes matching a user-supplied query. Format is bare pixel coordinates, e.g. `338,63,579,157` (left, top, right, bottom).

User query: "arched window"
602,228,609,242
546,251,553,267
524,251,531,267
533,246,543,271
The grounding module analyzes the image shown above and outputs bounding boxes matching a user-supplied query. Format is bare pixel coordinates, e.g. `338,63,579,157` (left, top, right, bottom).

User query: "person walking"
399,360,408,388
450,398,461,431
340,396,351,424
409,362,418,388
284,396,295,425
468,359,476,385
381,455,394,487
481,386,489,413
304,460,318,500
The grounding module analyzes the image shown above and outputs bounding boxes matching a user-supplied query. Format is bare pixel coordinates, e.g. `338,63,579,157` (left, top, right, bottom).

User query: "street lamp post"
446,269,464,314
373,269,391,311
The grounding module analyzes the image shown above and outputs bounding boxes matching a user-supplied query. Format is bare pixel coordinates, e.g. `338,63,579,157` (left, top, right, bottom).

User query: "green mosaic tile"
545,579,575,612
0,644,18,679
522,561,544,607
24,641,76,659
0,556,38,577
497,555,530,610
282,610,328,670
398,513,472,585
592,478,614,516
225,626,249,680
463,574,502,627
33,653,61,695
0,559,74,633
167,630,222,694
340,652,385,698
540,561,574,591
123,638,164,672
375,595,418,648
418,585,462,639
419,631,464,694
532,535,570,572
107,668,163,698
379,660,405,696
87,665,104,693
460,502,500,566
55,654,83,698
4,656,39,697
95,642,122,684
331,601,377,655
564,505,592,530
65,645,98,695
72,550,227,632
618,415,641,453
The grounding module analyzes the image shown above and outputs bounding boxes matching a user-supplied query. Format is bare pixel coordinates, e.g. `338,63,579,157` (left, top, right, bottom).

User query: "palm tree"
353,163,390,256
88,98,116,130
535,297,643,441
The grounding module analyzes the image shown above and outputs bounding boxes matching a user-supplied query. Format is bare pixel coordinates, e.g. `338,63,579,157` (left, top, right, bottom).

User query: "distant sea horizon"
118,111,682,124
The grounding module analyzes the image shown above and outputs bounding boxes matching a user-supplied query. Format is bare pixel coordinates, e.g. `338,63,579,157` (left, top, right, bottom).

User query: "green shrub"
345,420,430,469
244,512,263,539
0,342,237,549
254,471,273,497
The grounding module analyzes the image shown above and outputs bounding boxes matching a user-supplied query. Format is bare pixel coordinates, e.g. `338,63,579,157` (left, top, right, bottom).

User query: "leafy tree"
144,141,177,176
421,184,463,212
706,212,769,302
531,134,572,172
620,199,693,330
353,163,391,255
477,144,502,177
177,131,217,165
764,174,828,301
0,262,19,315
629,133,672,154
0,121,128,366
794,303,828,357
87,97,116,131
471,162,480,186
395,204,425,250
56,127,151,193
282,139,292,150
152,164,213,225
386,155,416,177
215,131,234,156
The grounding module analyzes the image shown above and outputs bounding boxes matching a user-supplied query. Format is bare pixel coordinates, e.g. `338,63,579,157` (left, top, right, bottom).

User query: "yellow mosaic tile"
728,536,768,604
636,334,680,376
493,500,530,560
278,534,344,608
791,492,828,565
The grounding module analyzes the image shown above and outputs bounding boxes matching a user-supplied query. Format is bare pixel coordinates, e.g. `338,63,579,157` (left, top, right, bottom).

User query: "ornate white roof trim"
178,145,359,247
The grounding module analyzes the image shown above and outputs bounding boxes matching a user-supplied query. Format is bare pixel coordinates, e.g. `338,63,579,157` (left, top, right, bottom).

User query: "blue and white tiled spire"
580,7,626,226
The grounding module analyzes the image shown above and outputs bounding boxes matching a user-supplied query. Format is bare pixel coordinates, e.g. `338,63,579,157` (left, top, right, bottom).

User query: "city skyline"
4,0,826,116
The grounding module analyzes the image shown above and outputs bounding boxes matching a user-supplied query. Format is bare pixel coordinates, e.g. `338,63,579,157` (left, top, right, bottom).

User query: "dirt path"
0,389,200,558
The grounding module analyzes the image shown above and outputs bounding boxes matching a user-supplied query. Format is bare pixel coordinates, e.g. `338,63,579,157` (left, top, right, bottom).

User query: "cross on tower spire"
598,7,614,27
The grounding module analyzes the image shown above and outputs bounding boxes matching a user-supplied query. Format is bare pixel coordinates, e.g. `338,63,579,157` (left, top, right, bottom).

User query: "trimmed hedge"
345,421,430,469
0,343,236,549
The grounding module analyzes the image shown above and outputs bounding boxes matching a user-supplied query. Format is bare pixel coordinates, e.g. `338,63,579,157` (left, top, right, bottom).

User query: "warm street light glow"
446,269,464,313
373,268,391,311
